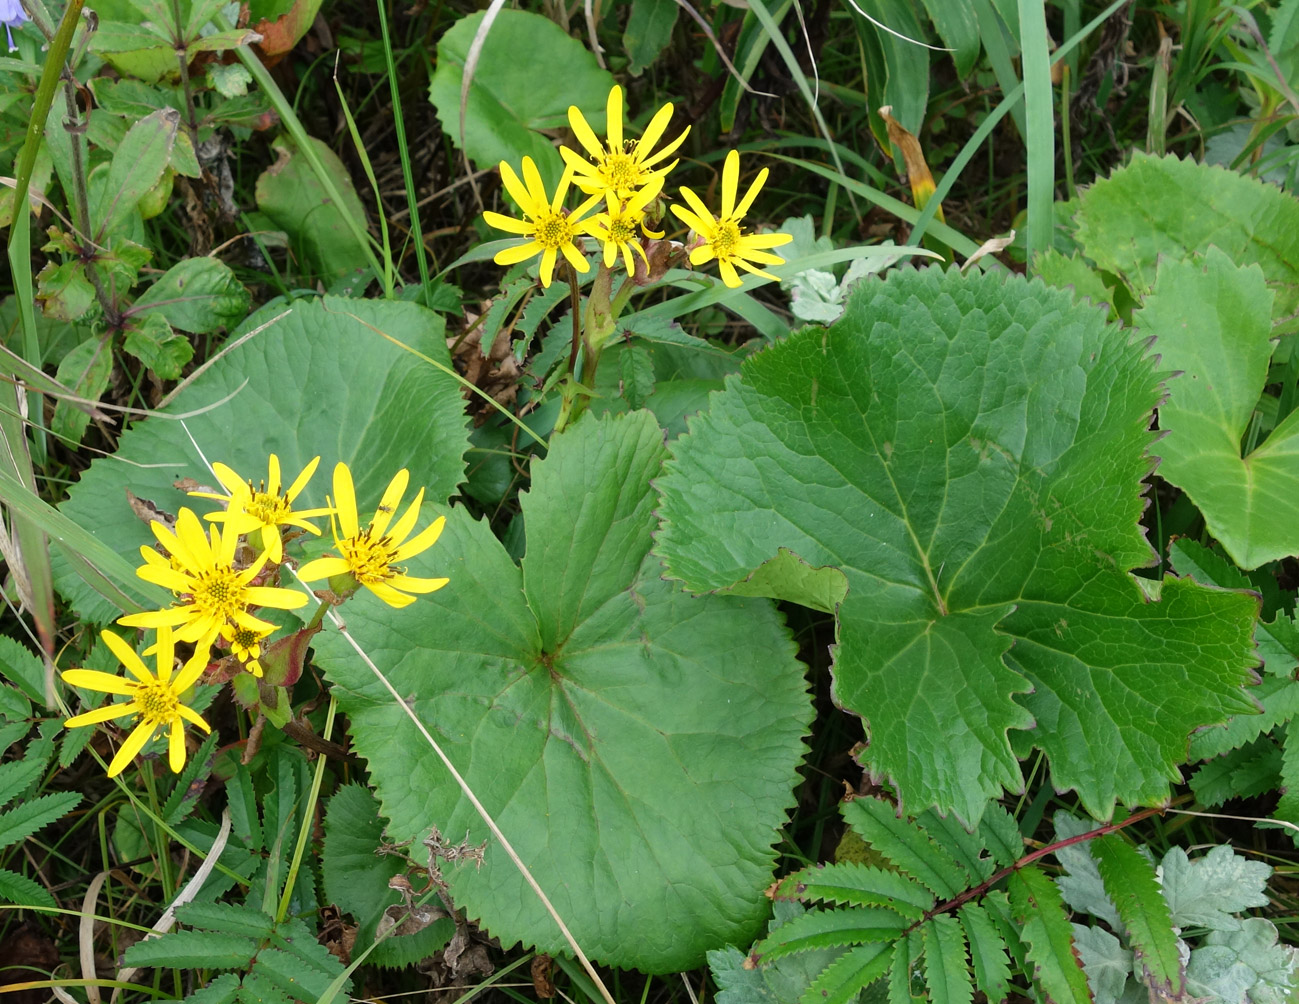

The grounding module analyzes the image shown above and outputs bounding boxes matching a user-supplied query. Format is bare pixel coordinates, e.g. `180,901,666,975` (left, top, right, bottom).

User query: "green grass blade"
1017,0,1054,270
376,0,435,289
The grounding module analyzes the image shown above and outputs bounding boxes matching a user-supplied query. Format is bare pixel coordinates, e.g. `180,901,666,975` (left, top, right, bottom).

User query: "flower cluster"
482,84,791,289
61,457,448,777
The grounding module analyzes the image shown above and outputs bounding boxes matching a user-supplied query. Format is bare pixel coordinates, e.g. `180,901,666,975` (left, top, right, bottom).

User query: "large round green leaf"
1134,248,1295,569
1075,153,1299,334
427,10,613,188
53,296,469,623
312,411,811,972
655,267,1259,824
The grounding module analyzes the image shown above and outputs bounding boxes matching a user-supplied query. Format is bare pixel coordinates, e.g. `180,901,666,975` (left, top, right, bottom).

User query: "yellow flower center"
608,215,638,244
601,150,642,192
230,626,261,651
339,530,398,585
245,490,291,525
710,219,742,259
134,680,179,724
533,210,577,251
191,567,248,620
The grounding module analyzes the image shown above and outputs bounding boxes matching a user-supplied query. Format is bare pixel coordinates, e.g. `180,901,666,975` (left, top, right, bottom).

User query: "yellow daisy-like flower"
220,622,273,678
298,463,449,609
670,150,793,288
119,507,309,647
190,455,333,564
562,84,689,200
587,175,666,274
483,158,601,288
62,627,211,777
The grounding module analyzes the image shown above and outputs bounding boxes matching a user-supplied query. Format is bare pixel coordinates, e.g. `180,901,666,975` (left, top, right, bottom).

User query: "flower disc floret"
562,85,689,200
192,455,332,564
119,507,309,647
588,176,666,273
298,463,449,609
220,622,273,677
482,157,601,288
62,627,211,776
670,150,793,288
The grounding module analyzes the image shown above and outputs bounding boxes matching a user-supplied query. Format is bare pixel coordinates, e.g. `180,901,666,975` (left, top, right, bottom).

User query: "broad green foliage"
428,10,614,188
52,297,468,624
255,137,372,279
1074,152,1299,334
311,411,811,972
1135,249,1292,568
655,266,1259,822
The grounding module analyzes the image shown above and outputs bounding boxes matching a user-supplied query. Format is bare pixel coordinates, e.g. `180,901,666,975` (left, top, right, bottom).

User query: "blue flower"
1,0,28,52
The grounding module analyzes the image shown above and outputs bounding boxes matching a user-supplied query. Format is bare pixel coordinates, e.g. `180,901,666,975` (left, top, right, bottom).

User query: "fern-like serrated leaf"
271,915,351,993
924,915,973,1004
162,731,218,825
753,906,910,963
888,930,920,1004
960,903,1011,1003
922,810,998,882
58,719,94,767
476,276,533,356
981,889,1029,973
182,972,241,1004
514,280,571,348
1191,740,1282,806
234,971,291,1004
800,942,894,1004
0,867,55,909
776,861,935,917
1009,866,1091,1004
978,804,1024,868
0,791,79,850
1091,834,1183,997
842,797,968,898
122,930,258,968
0,720,30,758
0,752,50,806
1273,723,1299,841
254,947,339,999
173,901,275,939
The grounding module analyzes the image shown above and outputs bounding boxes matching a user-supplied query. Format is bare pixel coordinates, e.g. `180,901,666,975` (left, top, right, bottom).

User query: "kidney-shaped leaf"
428,10,613,187
1135,248,1297,569
311,411,811,972
52,296,468,624
655,267,1259,824
1075,152,1299,334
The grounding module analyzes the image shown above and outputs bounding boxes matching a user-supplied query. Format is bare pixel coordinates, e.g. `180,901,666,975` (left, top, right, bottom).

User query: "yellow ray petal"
65,700,138,728
332,463,359,539
393,515,446,561
108,720,158,777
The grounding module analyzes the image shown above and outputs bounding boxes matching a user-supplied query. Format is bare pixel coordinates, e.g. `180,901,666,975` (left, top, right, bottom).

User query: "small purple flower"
0,0,27,52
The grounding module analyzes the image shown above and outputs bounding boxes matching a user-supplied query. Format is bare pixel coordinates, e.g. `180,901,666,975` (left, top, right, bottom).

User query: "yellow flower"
483,158,601,288
62,627,211,777
587,176,666,274
220,622,273,677
298,463,448,609
562,84,689,200
670,150,792,288
190,455,332,564
119,508,309,647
